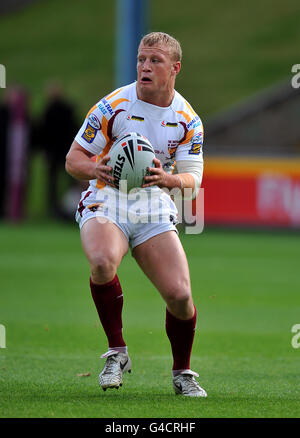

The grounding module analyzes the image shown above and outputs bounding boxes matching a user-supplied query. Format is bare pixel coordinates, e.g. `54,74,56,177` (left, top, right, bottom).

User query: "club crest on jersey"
88,113,101,130
81,122,97,143
161,121,178,128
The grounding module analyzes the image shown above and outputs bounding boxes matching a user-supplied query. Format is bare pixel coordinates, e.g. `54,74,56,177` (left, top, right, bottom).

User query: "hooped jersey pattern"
75,82,204,189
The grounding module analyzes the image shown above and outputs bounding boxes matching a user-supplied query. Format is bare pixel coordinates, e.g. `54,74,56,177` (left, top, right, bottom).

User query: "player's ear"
172,61,181,76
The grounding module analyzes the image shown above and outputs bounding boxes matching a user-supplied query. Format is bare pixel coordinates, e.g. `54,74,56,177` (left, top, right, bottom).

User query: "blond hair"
139,32,182,62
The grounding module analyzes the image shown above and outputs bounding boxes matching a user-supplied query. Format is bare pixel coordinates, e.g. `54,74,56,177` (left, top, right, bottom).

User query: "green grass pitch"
0,223,300,418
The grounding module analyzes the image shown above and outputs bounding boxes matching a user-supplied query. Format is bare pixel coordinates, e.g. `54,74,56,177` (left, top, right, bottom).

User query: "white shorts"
75,185,178,249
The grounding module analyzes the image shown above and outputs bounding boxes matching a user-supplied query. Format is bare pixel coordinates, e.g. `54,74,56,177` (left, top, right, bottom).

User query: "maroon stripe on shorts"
78,190,92,217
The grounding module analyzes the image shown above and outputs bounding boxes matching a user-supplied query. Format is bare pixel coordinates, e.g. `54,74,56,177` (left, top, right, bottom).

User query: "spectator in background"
0,86,31,222
38,82,78,219
0,92,9,218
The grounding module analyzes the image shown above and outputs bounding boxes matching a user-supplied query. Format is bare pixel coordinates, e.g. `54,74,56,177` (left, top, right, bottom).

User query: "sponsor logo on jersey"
88,113,101,130
191,132,203,143
81,122,97,143
189,143,202,155
127,114,145,122
189,133,203,155
161,121,178,128
98,98,114,117
192,120,201,129
98,102,107,115
187,115,200,129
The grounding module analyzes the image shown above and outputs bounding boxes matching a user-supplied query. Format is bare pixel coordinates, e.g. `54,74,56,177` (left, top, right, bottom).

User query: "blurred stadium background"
1,0,300,418
1,0,300,225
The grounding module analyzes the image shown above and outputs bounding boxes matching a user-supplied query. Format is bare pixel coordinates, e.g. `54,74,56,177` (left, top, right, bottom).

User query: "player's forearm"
65,150,97,181
175,160,203,199
177,173,195,192
164,173,195,192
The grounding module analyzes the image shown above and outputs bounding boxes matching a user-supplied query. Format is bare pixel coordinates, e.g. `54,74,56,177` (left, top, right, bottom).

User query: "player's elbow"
65,150,75,177
65,152,71,175
190,173,202,200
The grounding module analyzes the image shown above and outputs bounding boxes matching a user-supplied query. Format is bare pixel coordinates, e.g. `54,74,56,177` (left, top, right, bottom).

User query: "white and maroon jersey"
75,82,203,189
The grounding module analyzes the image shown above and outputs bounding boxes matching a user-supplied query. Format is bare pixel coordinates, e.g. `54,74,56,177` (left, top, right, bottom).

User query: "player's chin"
139,79,154,88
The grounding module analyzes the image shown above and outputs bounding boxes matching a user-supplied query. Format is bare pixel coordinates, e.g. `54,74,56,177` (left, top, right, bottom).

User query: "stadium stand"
205,79,300,156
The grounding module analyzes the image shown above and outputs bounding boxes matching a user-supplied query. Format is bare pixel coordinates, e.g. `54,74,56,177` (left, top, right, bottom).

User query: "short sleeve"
74,99,114,155
175,118,204,162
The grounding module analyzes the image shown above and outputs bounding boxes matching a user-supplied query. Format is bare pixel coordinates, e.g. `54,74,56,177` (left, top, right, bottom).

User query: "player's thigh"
80,218,129,270
132,231,191,301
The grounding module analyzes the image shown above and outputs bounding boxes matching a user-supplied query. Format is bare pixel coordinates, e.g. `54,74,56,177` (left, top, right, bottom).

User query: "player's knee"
164,277,191,303
166,292,194,320
89,251,119,276
169,292,191,308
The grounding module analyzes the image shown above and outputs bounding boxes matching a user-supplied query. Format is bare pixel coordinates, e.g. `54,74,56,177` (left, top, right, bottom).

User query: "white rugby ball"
108,132,155,192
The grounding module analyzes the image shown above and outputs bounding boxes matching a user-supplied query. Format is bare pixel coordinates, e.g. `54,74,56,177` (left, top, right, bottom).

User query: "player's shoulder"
102,82,135,112
104,82,136,103
172,90,202,129
85,82,136,123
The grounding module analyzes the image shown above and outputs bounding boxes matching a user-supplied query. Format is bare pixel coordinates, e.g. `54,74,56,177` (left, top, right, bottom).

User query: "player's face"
136,43,181,104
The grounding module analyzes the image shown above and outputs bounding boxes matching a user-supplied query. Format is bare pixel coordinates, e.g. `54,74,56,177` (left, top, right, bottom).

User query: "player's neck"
136,86,174,108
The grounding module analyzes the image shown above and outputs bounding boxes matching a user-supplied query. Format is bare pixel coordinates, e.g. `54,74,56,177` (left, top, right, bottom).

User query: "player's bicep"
67,140,95,160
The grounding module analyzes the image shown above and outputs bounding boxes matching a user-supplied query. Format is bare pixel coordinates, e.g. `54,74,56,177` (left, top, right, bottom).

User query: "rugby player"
65,32,206,397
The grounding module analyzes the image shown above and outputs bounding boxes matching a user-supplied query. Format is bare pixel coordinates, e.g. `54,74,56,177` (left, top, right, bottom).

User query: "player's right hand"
94,155,115,187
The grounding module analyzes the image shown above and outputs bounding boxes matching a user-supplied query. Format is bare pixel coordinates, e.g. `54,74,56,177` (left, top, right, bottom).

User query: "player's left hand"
142,157,171,188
